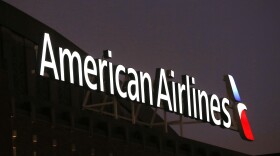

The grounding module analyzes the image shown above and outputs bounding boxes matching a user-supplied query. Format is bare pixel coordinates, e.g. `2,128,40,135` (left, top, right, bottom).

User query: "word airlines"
38,33,254,141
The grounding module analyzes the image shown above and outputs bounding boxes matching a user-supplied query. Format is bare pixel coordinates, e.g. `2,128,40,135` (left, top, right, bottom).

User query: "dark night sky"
4,0,280,155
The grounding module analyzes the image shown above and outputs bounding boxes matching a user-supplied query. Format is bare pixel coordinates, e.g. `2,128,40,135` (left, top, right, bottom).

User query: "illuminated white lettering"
139,72,153,105
40,33,59,80
98,59,108,92
177,83,185,114
221,98,231,128
38,33,252,139
108,62,114,95
198,90,210,122
59,48,83,86
171,82,177,113
84,56,97,90
115,65,127,98
156,69,172,111
127,68,140,102
210,94,221,126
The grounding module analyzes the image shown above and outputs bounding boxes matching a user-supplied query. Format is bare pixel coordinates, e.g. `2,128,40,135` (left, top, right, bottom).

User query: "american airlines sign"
38,33,254,141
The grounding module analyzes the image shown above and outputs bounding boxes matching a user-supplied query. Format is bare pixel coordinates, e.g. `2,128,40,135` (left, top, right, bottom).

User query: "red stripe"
241,111,254,141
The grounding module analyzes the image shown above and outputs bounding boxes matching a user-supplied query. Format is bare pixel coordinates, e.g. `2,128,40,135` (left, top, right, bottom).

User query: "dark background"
4,0,280,155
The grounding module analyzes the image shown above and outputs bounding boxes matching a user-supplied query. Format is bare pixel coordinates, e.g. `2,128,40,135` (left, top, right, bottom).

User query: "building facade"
0,1,250,156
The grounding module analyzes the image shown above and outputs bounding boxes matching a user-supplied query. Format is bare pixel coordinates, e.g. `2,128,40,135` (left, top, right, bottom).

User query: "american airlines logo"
225,75,254,141
38,33,254,141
